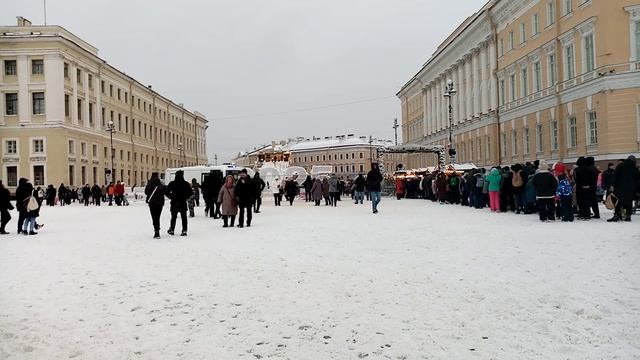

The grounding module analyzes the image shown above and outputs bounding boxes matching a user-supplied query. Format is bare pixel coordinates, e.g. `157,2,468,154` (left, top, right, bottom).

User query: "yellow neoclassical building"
0,17,208,193
398,0,640,169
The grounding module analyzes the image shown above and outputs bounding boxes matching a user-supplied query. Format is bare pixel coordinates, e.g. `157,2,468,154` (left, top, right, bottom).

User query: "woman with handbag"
22,189,41,235
145,172,166,239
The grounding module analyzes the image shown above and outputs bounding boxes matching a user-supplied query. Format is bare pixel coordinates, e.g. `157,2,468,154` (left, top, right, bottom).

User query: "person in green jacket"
486,167,503,212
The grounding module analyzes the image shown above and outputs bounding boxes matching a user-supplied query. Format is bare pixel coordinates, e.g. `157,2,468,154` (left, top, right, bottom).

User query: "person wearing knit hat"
532,160,558,222
554,162,566,176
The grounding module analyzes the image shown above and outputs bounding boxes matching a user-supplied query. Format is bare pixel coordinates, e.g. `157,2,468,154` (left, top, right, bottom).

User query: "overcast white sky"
4,0,487,162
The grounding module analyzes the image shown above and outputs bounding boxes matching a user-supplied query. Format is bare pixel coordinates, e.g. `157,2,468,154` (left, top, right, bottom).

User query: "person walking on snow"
235,169,254,227
145,172,166,239
366,163,383,214
165,170,193,236
218,175,238,227
253,172,265,213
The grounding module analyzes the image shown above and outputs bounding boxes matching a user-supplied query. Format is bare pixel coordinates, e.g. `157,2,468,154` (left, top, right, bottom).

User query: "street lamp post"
443,78,457,164
106,120,116,183
393,118,399,146
177,142,185,167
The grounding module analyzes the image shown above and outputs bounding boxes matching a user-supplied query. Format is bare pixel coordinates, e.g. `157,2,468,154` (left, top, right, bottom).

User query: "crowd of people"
393,155,639,223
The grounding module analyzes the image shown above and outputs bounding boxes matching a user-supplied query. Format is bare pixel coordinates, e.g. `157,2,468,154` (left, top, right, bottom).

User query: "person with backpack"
554,162,573,222
145,172,166,239
511,163,526,214
472,170,485,208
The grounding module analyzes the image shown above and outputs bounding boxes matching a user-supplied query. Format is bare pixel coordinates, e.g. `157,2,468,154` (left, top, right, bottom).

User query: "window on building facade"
77,99,82,120
109,85,113,97
81,142,87,156
551,120,559,150
125,92,128,103
512,130,518,155
568,116,577,148
536,123,544,152
509,32,514,50
520,23,526,43
5,140,17,155
117,88,121,100
34,165,44,186
521,68,528,97
549,53,557,85
64,63,69,78
89,103,94,124
88,74,93,88
6,166,18,187
32,59,44,75
32,92,45,114
584,33,595,72
64,94,70,117
563,0,572,16
68,140,75,155
101,81,105,93
5,93,18,115
4,60,17,75
533,13,540,35
118,114,122,131
509,75,516,101
547,1,555,26
635,20,640,60
104,147,108,158
92,144,97,157
76,69,81,84
524,127,530,154
587,111,598,145
534,62,542,92
564,45,575,79
68,165,75,186
486,135,491,160
33,139,44,154
498,38,504,57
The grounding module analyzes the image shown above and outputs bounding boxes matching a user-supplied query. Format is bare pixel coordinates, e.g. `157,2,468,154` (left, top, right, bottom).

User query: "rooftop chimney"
16,17,32,27
147,85,153,90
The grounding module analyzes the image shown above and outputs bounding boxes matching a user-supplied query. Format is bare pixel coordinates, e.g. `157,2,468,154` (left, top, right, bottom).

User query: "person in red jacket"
395,178,405,200
114,181,125,206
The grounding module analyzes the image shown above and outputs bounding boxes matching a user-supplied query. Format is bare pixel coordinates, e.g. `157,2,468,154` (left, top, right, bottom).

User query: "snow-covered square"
1,198,639,359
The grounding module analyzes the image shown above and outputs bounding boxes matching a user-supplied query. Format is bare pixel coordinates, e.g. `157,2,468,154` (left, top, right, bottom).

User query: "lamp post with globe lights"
105,120,116,183
443,78,457,164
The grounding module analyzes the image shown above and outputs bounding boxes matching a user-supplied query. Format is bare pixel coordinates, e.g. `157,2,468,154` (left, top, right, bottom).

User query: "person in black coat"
302,175,313,202
573,157,591,219
58,183,67,207
145,172,166,238
366,163,383,213
253,172,266,213
585,157,600,219
601,162,616,198
532,160,558,222
45,185,56,206
208,171,224,219
81,185,91,206
15,178,33,234
165,170,193,236
608,155,639,222
234,169,254,227
91,184,102,206
0,181,14,234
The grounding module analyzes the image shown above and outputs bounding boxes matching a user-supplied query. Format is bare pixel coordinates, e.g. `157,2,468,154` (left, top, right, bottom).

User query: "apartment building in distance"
1,17,208,193
234,135,395,178
397,0,640,169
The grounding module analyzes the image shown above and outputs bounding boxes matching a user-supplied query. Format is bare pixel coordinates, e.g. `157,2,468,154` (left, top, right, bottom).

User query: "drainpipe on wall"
487,4,501,166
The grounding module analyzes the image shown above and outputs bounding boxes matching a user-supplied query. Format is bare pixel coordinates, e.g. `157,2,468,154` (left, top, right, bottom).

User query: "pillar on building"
464,54,473,121
451,65,459,126
480,42,489,115
457,59,466,122
422,86,429,136
17,55,30,124
71,64,78,125
44,54,64,124
488,37,498,111
472,48,481,117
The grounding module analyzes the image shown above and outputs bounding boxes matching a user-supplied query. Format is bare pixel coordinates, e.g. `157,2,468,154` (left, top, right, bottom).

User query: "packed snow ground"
0,197,639,359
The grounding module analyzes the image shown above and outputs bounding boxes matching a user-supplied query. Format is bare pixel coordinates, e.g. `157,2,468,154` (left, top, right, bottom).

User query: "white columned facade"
95,73,102,130
457,59,466,122
464,54,472,121
451,66,459,125
488,38,498,111
480,43,489,114
429,85,435,135
472,48,481,117
71,64,78,125
44,54,64,124
442,74,448,130
17,55,30,123
431,81,437,134
435,79,441,132
82,71,90,128
422,87,428,136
